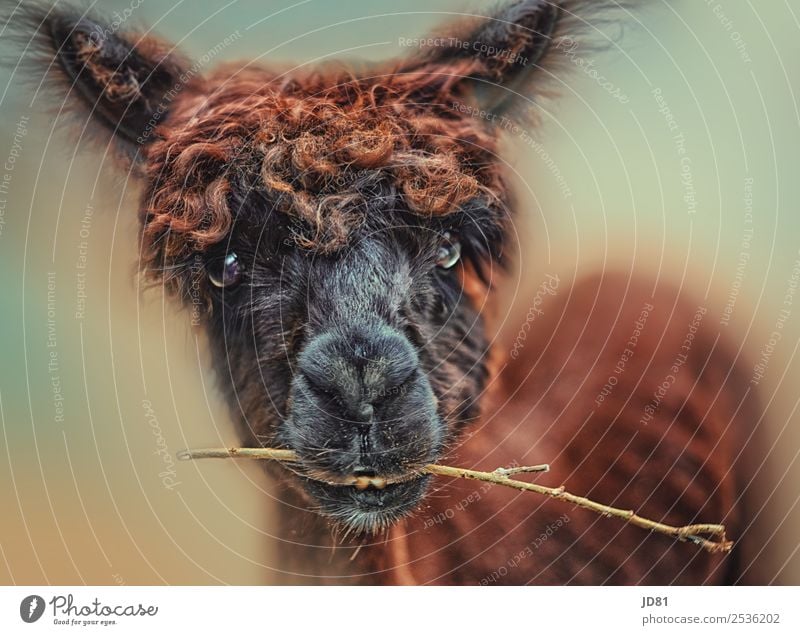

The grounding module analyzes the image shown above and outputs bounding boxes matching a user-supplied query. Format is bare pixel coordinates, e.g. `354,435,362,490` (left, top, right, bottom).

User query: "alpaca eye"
209,252,242,288
435,233,461,270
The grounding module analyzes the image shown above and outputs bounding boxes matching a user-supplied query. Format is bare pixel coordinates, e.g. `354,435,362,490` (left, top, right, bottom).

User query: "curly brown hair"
140,61,508,295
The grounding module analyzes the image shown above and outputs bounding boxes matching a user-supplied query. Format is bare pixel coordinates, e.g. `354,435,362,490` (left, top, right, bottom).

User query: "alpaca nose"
296,324,418,419
285,322,441,478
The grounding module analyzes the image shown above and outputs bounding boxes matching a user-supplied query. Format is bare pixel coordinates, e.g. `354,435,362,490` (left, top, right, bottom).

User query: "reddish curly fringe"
140,61,505,290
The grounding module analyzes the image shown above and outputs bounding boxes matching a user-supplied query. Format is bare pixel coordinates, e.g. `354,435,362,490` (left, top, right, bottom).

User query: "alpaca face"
201,188,500,532
138,72,511,533
17,0,572,534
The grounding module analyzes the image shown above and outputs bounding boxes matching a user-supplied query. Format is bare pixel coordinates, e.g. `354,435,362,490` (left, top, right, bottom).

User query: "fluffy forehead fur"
141,62,508,295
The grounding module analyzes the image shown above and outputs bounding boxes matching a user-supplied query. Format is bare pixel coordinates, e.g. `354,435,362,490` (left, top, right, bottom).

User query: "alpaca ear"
410,0,581,119
8,4,187,158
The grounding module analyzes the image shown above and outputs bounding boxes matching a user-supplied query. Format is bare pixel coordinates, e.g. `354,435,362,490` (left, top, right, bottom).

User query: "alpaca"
10,0,762,584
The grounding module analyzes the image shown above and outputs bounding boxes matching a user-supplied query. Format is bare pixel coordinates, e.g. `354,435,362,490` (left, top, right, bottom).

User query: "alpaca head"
16,0,584,533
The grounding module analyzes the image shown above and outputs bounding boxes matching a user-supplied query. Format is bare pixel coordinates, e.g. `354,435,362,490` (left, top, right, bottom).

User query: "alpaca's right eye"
208,252,243,288
435,232,461,270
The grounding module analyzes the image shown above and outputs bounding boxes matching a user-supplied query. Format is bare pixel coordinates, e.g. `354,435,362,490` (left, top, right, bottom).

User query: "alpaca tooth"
354,476,371,490
370,477,387,490
352,475,387,490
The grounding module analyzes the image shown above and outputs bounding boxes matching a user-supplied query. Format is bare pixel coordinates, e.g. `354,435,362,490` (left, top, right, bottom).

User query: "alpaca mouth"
299,473,432,533
297,470,427,488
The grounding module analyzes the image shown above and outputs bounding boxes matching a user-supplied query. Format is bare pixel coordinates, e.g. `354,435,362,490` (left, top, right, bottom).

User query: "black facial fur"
202,184,502,533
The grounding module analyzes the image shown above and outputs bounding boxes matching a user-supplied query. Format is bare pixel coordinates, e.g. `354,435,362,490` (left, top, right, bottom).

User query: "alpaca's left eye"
435,232,461,270
209,253,243,288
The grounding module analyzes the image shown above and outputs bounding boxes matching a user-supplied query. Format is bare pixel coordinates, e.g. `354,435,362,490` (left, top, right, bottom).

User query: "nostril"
379,338,418,390
296,332,340,392
387,365,417,393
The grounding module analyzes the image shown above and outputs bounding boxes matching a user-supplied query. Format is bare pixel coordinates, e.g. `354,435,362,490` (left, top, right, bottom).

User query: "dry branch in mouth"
176,447,733,554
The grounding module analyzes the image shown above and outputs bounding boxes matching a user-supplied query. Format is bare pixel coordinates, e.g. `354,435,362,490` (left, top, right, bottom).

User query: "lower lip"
303,474,431,511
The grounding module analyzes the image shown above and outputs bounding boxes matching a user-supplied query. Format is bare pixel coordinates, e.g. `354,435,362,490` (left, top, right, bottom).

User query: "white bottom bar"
0,586,797,634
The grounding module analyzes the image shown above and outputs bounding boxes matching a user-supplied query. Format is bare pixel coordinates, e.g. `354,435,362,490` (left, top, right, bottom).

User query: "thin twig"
176,447,732,553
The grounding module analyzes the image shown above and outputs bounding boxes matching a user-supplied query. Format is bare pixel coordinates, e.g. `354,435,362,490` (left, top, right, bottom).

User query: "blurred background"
0,0,799,584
